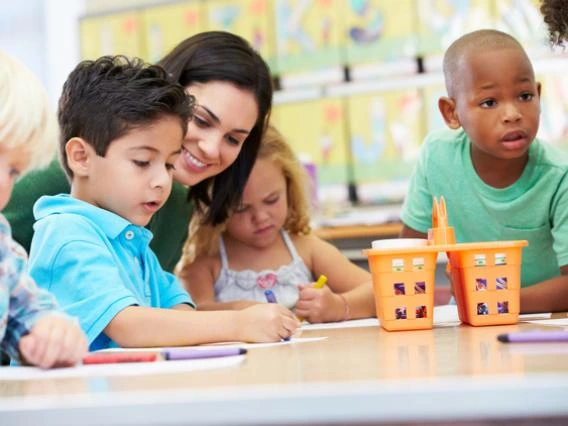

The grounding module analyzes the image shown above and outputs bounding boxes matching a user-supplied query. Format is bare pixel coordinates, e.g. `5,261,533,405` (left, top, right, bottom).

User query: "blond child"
400,29,568,313
178,126,376,323
28,56,298,351
0,50,87,367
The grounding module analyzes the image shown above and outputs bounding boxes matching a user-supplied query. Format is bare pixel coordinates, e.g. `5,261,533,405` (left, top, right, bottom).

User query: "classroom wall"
3,0,567,210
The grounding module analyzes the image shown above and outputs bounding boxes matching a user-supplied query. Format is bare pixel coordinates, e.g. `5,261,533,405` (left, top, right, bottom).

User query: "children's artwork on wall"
80,11,145,60
142,1,206,63
421,83,447,136
206,0,277,72
537,70,568,148
347,89,424,203
274,0,345,75
344,0,417,71
272,97,350,203
417,0,493,69
493,0,548,54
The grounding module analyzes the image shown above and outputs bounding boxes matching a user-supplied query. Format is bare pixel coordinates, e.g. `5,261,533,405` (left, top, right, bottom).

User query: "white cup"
371,238,428,249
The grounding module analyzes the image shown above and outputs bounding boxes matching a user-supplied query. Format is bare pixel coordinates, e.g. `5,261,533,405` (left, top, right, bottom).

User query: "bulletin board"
141,1,206,63
205,0,278,72
80,11,145,60
346,89,424,203
537,71,568,147
417,0,493,59
272,97,350,203
344,0,418,67
493,0,547,53
273,0,345,74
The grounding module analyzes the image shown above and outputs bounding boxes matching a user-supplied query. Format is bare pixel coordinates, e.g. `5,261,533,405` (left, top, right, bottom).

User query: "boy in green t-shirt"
401,29,568,313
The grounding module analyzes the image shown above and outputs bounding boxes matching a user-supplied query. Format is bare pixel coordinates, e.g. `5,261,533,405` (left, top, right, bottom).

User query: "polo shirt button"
125,230,135,240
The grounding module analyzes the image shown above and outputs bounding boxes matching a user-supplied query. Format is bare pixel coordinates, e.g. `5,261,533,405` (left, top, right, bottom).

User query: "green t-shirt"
4,159,193,273
401,128,568,287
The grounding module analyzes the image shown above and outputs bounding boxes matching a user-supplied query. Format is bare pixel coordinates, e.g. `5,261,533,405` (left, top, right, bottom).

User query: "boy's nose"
503,103,522,122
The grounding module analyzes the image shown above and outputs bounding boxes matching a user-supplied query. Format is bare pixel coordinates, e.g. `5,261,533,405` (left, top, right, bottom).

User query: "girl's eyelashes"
166,163,176,171
192,116,208,127
133,160,150,168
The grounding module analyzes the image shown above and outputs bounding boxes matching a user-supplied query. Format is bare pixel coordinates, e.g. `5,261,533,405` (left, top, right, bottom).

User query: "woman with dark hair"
5,31,273,273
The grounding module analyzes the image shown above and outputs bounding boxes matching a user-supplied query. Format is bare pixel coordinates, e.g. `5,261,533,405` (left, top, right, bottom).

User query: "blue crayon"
263,290,291,341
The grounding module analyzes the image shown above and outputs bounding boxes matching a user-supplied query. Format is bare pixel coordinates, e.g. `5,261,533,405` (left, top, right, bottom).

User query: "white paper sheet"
0,355,245,381
300,305,462,331
524,318,568,327
519,313,552,321
100,336,328,352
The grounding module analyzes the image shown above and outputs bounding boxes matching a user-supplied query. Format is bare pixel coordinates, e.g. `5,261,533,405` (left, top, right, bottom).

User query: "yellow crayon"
313,275,327,289
297,275,328,322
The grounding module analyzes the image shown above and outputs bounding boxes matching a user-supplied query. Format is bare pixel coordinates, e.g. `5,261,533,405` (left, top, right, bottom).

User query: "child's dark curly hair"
541,0,568,47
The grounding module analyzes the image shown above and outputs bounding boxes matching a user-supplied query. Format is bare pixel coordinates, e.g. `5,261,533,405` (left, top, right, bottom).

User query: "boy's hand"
296,284,342,323
19,315,88,368
237,304,299,342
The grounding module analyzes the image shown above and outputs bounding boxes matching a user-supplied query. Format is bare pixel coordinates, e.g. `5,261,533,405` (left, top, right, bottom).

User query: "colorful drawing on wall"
271,97,349,203
347,89,424,203
344,0,417,67
417,0,493,59
493,0,547,52
205,0,277,72
537,71,568,148
422,83,447,135
80,11,145,60
274,0,344,74
142,1,206,63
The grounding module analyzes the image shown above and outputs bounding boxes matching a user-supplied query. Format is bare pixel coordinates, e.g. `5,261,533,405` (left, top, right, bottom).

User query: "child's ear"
65,137,93,177
438,96,461,129
536,81,542,97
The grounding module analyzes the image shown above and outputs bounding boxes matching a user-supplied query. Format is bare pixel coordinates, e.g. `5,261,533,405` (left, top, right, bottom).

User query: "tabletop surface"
2,313,568,425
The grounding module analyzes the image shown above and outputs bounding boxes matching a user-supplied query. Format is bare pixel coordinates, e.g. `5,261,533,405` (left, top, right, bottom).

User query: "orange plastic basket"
364,246,439,331
444,241,527,326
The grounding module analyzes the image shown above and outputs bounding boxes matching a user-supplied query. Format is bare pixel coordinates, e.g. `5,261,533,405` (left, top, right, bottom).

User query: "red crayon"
82,352,158,365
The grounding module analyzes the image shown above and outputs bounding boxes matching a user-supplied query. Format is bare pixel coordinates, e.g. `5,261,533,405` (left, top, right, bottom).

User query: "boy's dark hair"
158,31,273,226
58,55,193,179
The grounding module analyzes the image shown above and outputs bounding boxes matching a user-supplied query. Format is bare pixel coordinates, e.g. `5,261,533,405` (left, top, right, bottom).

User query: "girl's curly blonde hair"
177,125,312,270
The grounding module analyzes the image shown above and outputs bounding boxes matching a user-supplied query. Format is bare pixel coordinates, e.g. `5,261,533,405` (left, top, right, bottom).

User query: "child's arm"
295,235,376,323
178,253,260,311
103,304,299,346
399,224,428,239
520,266,568,313
4,238,87,367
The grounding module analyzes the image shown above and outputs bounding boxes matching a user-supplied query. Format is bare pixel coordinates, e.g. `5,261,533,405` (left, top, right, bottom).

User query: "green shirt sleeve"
4,159,70,253
147,181,193,273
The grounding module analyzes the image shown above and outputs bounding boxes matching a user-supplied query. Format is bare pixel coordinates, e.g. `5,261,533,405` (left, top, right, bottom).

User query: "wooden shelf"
313,222,402,241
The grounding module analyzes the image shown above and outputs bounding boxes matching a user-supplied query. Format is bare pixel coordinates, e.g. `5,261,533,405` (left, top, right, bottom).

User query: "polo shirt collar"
34,194,153,241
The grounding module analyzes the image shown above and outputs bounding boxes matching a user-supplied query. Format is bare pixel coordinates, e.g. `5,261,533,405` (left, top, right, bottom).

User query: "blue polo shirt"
28,195,194,351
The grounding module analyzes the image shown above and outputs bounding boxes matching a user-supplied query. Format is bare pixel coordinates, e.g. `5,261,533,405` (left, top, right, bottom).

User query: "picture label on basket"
498,301,509,314
412,257,425,270
475,278,487,291
392,259,404,272
474,254,487,266
495,253,507,265
477,302,489,315
394,283,405,295
414,281,426,294
395,307,407,319
496,277,507,290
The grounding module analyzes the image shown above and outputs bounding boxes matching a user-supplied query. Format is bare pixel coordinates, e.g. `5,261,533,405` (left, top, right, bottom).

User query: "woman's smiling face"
173,81,259,187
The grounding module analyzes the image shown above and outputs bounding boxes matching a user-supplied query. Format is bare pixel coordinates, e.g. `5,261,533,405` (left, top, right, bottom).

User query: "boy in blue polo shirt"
28,56,299,350
400,29,568,313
